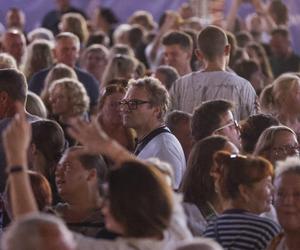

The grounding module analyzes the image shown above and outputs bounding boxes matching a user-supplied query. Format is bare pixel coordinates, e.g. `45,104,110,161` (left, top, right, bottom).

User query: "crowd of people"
0,0,300,249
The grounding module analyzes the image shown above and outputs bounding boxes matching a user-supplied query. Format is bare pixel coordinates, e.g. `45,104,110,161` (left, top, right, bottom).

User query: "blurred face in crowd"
56,149,91,199
120,86,159,136
85,50,108,77
2,32,26,65
50,85,71,118
243,176,274,214
53,37,79,67
100,92,124,126
268,131,299,164
163,44,191,75
6,9,25,30
270,33,290,57
213,110,241,149
274,173,300,233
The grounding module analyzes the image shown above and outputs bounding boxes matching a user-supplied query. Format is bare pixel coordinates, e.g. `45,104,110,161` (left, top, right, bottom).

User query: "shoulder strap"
134,126,171,156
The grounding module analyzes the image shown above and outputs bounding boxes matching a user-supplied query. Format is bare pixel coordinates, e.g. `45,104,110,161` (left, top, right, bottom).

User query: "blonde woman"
254,126,299,165
41,63,77,115
60,13,89,47
101,54,136,89
49,78,89,145
272,73,300,135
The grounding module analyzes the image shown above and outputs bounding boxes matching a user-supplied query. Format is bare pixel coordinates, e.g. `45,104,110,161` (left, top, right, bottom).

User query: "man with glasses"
119,77,186,189
191,99,241,148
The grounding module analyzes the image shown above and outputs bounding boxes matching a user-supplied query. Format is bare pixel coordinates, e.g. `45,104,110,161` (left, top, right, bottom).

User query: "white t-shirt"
137,131,186,189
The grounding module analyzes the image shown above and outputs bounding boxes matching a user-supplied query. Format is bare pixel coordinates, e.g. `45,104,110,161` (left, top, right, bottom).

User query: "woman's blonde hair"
253,125,296,159
41,63,77,111
101,54,137,88
49,78,89,116
61,13,89,45
272,73,300,110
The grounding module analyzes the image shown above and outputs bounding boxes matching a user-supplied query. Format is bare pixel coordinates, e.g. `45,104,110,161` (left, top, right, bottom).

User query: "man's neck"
178,65,192,76
203,58,227,72
136,121,165,141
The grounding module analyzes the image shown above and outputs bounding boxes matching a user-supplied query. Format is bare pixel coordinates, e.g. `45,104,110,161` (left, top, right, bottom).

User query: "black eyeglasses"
119,99,151,111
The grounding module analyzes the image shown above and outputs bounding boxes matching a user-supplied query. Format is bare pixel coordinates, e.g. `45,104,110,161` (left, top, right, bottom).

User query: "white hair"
275,156,300,178
2,213,76,250
113,24,131,44
27,28,54,43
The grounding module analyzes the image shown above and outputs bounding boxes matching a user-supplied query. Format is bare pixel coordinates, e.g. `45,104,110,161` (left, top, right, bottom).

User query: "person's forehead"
125,86,149,99
219,110,234,124
56,37,77,47
5,32,23,41
274,173,300,189
164,44,186,53
273,130,298,146
87,51,107,60
61,149,83,164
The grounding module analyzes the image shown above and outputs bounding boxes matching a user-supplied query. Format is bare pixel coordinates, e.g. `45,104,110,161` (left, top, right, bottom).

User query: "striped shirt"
169,70,257,121
203,209,281,250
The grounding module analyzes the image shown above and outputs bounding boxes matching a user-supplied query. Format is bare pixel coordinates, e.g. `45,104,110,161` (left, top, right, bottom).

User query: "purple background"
0,0,299,54
0,0,188,32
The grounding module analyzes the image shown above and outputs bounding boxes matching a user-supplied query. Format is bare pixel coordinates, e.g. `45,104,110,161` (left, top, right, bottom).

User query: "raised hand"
68,116,135,165
68,116,111,154
2,102,31,168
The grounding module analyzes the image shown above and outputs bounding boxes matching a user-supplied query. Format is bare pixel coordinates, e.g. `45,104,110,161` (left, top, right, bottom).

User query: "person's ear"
195,48,204,61
0,91,9,105
239,184,250,203
87,169,97,181
153,105,163,120
224,44,231,56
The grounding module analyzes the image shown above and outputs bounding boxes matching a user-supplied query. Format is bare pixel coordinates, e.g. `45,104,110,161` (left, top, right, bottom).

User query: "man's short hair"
162,31,193,51
0,68,27,103
166,110,191,133
55,32,80,50
68,146,108,184
197,25,228,61
191,99,233,141
128,77,170,121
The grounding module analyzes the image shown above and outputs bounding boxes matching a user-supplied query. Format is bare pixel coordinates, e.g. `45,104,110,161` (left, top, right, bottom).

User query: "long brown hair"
181,136,228,208
108,161,173,238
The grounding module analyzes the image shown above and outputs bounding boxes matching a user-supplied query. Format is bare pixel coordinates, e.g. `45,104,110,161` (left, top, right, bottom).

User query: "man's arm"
2,102,38,218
